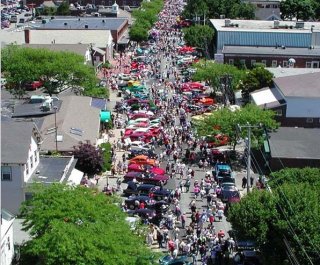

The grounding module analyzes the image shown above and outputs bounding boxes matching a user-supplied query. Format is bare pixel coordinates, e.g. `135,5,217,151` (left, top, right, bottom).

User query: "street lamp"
53,106,58,152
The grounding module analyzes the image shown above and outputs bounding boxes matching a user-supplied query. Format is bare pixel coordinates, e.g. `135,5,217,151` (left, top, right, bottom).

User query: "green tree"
20,183,156,265
228,190,279,245
269,167,320,188
182,0,209,19
280,0,315,20
1,45,108,98
230,3,256,19
56,1,70,15
194,104,279,149
192,60,246,92
182,25,214,50
238,65,274,102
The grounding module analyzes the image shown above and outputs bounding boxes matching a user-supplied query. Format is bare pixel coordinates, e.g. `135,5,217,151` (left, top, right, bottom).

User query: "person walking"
242,176,247,189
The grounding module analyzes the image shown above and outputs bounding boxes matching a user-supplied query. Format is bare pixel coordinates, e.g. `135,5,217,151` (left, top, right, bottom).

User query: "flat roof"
210,19,320,33
222,45,320,56
269,127,320,159
22,44,89,56
34,17,127,31
267,67,320,78
28,156,76,184
12,99,62,118
273,72,320,97
251,87,285,108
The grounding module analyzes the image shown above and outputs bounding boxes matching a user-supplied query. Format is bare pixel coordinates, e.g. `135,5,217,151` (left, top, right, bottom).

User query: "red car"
129,113,150,120
128,164,166,175
26,81,43,91
182,82,205,91
129,132,153,143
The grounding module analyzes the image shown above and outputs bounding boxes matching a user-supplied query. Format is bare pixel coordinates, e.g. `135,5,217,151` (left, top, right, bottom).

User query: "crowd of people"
102,0,241,264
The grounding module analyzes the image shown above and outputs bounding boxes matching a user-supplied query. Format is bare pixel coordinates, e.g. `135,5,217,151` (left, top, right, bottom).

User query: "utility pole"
238,123,261,193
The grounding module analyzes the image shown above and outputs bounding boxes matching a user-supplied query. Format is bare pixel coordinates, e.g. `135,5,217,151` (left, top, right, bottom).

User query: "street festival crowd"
101,0,243,264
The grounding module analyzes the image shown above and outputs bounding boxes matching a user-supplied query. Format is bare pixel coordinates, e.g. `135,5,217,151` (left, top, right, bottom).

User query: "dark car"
127,208,163,225
149,186,173,202
123,181,155,197
125,195,169,212
159,255,192,265
233,250,262,265
220,186,240,203
128,149,157,159
123,172,169,185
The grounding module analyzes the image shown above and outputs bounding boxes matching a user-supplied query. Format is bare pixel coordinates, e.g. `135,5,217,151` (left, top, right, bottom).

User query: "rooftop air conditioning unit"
274,20,280,29
225,19,231,27
220,14,225,19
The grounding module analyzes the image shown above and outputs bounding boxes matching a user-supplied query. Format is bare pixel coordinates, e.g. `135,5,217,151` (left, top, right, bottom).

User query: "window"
26,164,29,175
34,150,37,162
240,59,246,65
272,60,277,67
228,59,234,65
306,118,314,123
251,60,256,66
30,155,33,169
261,60,267,66
1,166,12,181
306,62,312,68
283,61,288,67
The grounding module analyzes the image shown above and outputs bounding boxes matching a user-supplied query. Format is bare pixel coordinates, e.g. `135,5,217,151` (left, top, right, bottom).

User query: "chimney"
24,29,30,44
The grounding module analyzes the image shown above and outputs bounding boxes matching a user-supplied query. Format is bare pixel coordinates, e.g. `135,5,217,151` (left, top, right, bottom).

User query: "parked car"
123,171,169,185
127,164,165,175
129,155,156,166
220,186,240,203
129,141,151,152
127,149,157,159
159,255,192,265
25,81,43,90
123,181,155,197
125,195,169,212
214,163,232,182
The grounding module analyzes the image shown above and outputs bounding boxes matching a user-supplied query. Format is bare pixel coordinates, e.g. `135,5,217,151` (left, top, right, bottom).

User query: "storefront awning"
100,111,111,122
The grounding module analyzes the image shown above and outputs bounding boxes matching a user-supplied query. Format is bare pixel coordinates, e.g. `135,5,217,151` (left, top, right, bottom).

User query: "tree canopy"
182,25,214,50
280,0,315,20
1,45,108,98
192,60,246,91
20,184,156,265
193,104,279,149
73,142,104,175
228,168,320,264
129,0,164,42
182,0,255,20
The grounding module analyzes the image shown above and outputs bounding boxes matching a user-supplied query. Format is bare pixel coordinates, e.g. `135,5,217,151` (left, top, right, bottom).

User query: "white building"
1,209,15,265
1,121,81,215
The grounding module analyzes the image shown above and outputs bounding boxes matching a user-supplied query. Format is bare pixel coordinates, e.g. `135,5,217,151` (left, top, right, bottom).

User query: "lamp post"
54,106,58,152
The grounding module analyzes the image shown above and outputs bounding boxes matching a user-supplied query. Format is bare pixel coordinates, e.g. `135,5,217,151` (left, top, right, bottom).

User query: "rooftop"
222,46,320,56
273,72,320,97
12,97,62,118
210,19,320,33
26,29,113,46
267,67,320,78
27,156,76,184
22,44,89,56
251,87,285,108
1,121,38,164
269,127,320,159
39,95,100,152
33,17,127,30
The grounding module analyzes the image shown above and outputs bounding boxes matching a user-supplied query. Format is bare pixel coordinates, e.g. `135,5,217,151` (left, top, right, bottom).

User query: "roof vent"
64,22,68,26
274,20,280,29
85,24,88,28
225,19,231,27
